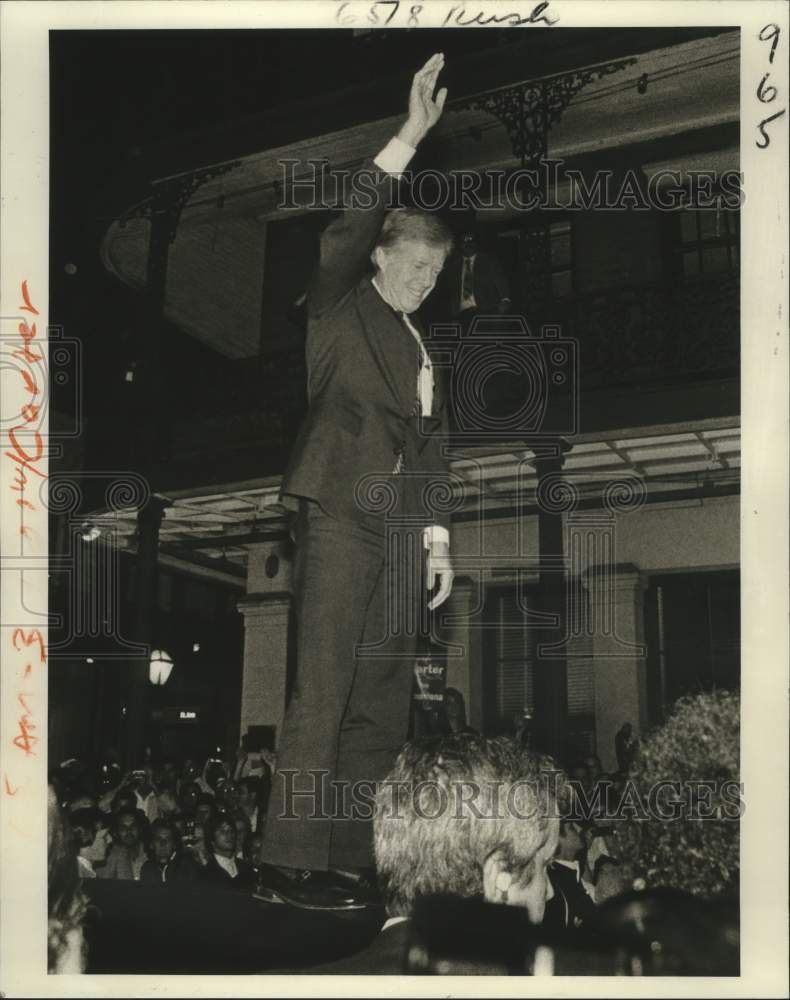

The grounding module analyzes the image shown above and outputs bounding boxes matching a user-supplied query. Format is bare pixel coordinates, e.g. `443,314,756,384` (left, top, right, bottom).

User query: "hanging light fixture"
149,648,174,686
78,521,102,542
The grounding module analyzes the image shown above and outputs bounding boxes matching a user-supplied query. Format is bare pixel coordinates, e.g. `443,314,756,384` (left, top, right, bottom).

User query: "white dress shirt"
213,853,239,879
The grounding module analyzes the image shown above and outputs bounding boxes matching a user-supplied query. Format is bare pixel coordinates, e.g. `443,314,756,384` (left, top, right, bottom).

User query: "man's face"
195,803,213,827
514,822,559,925
234,817,248,849
374,239,447,315
152,826,176,864
212,820,236,858
238,784,256,811
558,821,584,861
116,813,140,849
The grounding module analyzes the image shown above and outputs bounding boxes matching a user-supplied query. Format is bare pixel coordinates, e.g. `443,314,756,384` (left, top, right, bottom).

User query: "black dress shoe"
254,864,369,911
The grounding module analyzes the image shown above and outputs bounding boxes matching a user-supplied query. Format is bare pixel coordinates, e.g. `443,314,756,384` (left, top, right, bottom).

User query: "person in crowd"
140,818,200,886
583,753,604,787
109,783,139,815
580,821,615,890
201,814,256,891
186,794,219,867
376,734,561,922
302,733,562,973
194,793,218,829
131,766,160,822
233,733,273,783
610,689,740,901
543,821,596,933
66,792,98,813
439,687,476,735
177,779,201,819
97,763,123,813
591,855,633,905
246,832,264,875
152,766,180,817
442,228,512,321
197,758,228,797
512,711,535,748
99,807,148,881
215,776,237,812
260,54,455,911
232,811,252,861
48,786,88,974
69,807,112,879
236,776,263,834
181,757,200,787
614,721,639,775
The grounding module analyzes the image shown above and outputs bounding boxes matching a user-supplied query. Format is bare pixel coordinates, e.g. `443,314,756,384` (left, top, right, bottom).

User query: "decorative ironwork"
152,160,242,245
539,273,739,387
463,58,637,167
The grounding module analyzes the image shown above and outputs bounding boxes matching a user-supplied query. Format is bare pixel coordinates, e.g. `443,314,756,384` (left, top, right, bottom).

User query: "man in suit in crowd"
297,734,561,973
258,54,455,910
443,229,512,322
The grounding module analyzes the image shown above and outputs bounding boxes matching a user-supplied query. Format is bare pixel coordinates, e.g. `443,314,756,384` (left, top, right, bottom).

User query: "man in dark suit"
443,230,512,321
258,54,455,909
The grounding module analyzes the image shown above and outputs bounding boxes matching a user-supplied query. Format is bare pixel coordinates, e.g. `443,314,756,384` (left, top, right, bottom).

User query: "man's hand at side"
427,538,454,611
397,52,448,149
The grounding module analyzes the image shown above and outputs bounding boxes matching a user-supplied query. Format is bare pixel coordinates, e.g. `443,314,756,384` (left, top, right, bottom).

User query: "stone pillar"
123,496,168,770
237,593,291,745
237,537,294,747
438,577,480,726
532,447,570,761
583,563,648,772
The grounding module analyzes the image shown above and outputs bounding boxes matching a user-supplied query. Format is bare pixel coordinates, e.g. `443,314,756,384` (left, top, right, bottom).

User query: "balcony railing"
167,273,738,466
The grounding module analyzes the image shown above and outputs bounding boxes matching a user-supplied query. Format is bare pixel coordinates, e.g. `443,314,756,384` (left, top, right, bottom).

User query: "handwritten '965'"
756,24,786,149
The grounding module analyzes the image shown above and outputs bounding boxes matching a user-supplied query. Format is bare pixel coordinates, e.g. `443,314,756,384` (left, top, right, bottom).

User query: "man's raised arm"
308,53,448,316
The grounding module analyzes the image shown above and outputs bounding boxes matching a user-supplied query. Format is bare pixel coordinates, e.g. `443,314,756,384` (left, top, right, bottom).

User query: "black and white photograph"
0,1,787,995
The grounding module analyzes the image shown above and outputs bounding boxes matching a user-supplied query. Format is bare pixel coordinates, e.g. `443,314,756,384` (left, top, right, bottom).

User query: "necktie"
393,334,422,475
461,256,475,308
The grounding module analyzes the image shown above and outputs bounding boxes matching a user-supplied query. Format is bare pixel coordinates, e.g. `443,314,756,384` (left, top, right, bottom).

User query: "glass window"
676,202,739,278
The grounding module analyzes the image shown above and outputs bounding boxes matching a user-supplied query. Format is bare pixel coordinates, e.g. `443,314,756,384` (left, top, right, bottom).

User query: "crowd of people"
51,750,272,894
48,688,740,975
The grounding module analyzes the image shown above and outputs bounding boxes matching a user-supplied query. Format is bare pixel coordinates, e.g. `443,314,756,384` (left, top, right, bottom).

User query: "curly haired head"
610,689,740,899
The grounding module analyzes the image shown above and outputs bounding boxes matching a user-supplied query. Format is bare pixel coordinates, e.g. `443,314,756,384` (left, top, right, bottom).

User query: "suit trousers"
262,496,425,871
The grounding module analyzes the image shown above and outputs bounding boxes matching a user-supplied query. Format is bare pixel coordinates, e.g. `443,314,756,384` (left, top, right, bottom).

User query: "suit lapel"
357,278,416,416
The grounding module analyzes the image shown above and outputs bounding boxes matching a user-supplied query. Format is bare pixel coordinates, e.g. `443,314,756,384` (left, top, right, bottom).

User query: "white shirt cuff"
423,525,450,549
374,136,416,177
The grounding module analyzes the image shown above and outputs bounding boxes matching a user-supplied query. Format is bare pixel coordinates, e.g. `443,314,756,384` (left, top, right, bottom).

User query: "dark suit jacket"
279,158,451,531
290,919,410,974
200,855,257,892
544,862,596,933
139,852,200,886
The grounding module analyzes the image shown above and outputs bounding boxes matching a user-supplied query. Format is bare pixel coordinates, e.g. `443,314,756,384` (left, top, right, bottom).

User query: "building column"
532,448,569,761
237,593,291,747
123,496,169,769
439,576,480,727
583,562,648,772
